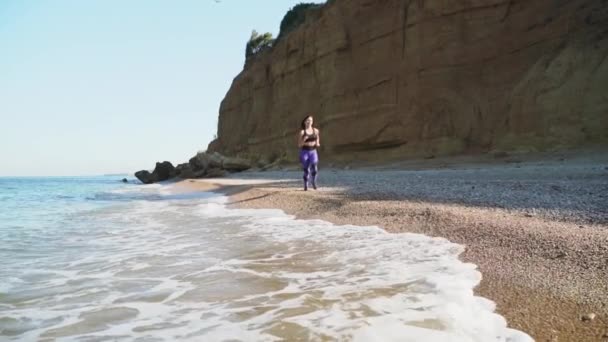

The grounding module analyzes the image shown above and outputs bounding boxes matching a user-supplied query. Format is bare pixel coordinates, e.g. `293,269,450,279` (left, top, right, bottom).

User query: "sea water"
0,176,532,341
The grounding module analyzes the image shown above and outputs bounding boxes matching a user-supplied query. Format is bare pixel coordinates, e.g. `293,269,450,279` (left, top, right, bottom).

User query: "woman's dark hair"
300,115,314,130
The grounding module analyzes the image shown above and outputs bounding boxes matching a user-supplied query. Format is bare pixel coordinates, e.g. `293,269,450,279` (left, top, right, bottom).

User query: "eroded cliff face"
210,0,608,163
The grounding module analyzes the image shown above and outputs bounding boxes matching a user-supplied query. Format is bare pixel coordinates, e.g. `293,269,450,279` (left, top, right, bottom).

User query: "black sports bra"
302,130,317,143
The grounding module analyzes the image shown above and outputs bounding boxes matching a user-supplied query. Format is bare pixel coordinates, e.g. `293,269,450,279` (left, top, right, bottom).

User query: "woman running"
297,115,320,191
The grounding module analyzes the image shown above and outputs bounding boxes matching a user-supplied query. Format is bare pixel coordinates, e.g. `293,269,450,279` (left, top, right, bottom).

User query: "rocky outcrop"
135,161,176,184
181,151,246,178
210,0,608,162
135,152,252,184
222,156,252,172
154,161,176,181
134,170,154,184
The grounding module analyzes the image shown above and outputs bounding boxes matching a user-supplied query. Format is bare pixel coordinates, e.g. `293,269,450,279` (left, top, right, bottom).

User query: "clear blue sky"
0,0,324,176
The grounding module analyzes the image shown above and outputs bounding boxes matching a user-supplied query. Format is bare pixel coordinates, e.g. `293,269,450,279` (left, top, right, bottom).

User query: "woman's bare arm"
297,130,305,147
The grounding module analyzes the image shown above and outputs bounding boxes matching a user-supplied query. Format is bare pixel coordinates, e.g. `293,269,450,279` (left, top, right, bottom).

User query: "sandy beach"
171,150,608,341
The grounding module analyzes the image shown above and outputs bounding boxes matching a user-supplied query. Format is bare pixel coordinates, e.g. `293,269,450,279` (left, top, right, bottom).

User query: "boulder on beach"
135,161,176,184
152,161,175,181
135,152,251,183
205,167,227,178
222,156,251,172
135,170,155,184
185,151,250,177
189,153,209,172
207,152,224,169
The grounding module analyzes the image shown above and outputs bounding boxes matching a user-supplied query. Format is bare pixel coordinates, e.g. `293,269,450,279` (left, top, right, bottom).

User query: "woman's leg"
310,163,318,189
310,150,319,189
299,150,311,190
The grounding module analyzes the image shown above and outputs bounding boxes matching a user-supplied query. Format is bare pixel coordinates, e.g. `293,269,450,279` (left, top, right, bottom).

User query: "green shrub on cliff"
244,2,324,65
245,30,274,61
278,3,323,40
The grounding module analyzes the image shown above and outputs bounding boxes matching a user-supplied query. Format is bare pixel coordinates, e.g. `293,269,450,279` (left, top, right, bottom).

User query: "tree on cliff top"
244,2,324,66
245,30,274,61
277,2,323,40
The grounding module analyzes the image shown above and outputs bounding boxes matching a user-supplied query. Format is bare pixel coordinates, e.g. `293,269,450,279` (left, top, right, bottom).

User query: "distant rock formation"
134,170,155,184
134,152,252,184
209,0,608,162
177,152,252,179
135,161,176,184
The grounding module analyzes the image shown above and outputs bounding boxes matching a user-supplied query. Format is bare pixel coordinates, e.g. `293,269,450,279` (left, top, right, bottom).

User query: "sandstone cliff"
209,0,608,164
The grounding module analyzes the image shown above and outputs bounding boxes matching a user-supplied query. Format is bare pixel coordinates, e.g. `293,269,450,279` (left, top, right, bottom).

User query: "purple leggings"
299,149,318,185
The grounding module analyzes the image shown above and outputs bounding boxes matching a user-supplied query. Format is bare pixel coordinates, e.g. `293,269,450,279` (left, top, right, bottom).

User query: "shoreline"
170,154,608,341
